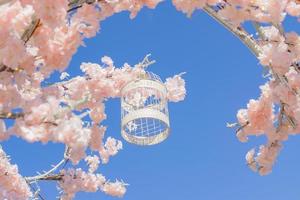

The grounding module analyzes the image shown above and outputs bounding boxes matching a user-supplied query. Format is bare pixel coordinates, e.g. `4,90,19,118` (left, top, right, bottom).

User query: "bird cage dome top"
121,70,170,146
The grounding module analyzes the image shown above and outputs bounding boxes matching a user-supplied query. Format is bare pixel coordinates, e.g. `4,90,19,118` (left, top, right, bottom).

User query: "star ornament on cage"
121,56,171,146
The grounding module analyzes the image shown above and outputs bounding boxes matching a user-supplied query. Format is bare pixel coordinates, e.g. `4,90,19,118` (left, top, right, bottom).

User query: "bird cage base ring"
121,108,170,145
121,127,170,146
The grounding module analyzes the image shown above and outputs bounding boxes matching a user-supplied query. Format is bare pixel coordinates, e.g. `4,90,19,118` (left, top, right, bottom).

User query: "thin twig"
25,159,66,182
68,0,96,12
25,180,46,200
236,121,250,133
25,146,70,182
21,17,40,43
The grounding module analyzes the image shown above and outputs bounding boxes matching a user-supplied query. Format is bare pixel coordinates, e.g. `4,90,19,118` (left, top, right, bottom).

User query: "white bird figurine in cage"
121,71,170,145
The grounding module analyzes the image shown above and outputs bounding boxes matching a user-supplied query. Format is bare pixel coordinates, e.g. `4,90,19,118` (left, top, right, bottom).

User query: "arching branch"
203,5,260,57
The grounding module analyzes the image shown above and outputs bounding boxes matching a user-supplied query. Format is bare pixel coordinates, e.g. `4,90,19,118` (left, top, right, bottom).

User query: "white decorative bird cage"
121,71,170,145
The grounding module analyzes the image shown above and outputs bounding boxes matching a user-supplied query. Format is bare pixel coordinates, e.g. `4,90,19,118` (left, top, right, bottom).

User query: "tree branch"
31,174,64,181
204,6,298,130
0,0,101,73
25,146,70,183
203,5,260,57
0,112,24,119
0,15,40,73
21,16,40,43
68,0,97,12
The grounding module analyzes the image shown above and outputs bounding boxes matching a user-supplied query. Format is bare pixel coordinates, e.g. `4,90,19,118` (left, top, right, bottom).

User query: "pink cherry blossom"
0,120,8,141
165,73,186,102
89,102,107,123
89,125,106,151
9,0,300,198
72,3,101,38
172,0,206,16
31,0,69,28
102,180,127,197
0,148,32,199
85,155,100,173
0,36,26,69
286,1,300,16
100,137,123,164
59,168,126,199
245,148,257,172
59,168,106,200
101,56,114,66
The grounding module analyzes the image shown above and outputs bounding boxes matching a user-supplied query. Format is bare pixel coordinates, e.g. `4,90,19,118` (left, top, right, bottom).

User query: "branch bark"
30,174,64,181
203,5,261,57
25,146,70,182
0,112,24,119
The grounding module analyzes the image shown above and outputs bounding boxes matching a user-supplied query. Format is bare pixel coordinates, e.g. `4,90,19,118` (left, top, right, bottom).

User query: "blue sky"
4,1,300,200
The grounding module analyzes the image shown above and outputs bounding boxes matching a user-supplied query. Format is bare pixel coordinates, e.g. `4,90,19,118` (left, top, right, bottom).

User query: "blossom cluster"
172,0,300,26
0,0,186,199
59,168,126,200
0,147,32,200
0,56,185,198
171,0,300,175
4,0,300,199
172,0,300,175
236,26,300,175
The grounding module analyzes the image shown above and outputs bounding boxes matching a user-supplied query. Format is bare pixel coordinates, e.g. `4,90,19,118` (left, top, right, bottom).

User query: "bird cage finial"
135,54,156,70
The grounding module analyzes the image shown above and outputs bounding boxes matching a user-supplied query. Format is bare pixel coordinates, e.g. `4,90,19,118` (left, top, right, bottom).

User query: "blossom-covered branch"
171,0,300,175
0,0,184,199
3,0,300,199
202,5,260,57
